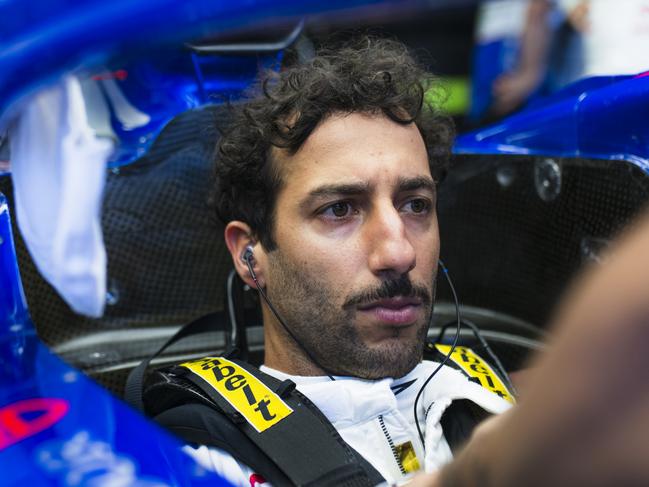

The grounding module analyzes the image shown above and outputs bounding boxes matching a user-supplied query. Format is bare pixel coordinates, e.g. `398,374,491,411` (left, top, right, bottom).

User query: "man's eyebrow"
397,176,436,194
301,177,435,209
306,182,371,200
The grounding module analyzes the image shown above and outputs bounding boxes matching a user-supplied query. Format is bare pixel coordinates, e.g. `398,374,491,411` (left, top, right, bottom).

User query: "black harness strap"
125,313,385,486
146,359,384,486
155,402,296,485
124,312,226,412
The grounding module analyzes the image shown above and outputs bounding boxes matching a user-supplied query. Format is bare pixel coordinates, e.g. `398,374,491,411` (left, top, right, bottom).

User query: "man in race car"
153,37,512,486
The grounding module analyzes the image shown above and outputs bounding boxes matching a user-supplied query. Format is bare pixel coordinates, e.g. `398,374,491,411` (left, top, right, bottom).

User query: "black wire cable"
413,259,461,448
437,319,517,397
244,248,476,448
460,319,516,396
244,252,337,381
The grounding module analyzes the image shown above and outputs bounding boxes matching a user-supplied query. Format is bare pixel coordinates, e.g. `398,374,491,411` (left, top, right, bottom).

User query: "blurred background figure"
560,0,649,78
488,0,554,117
470,0,550,123
471,0,649,125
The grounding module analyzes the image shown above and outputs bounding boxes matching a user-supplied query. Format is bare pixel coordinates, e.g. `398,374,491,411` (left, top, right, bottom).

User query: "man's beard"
265,250,435,379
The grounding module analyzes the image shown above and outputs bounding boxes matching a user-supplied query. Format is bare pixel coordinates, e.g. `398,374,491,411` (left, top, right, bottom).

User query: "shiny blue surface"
0,192,33,392
456,73,649,173
104,49,283,166
0,0,402,168
0,0,397,119
0,193,29,334
0,339,227,486
0,193,32,384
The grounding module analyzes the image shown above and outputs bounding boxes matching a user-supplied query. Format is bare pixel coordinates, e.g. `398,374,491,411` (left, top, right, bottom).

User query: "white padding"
8,76,113,317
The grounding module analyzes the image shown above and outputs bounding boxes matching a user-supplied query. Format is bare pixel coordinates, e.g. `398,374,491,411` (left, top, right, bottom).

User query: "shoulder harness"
144,356,385,486
125,315,384,486
126,315,514,485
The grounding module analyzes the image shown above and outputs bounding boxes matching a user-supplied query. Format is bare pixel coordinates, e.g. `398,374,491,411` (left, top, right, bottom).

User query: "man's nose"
366,205,416,277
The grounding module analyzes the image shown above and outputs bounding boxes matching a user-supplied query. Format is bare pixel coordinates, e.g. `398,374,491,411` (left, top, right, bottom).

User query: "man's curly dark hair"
213,36,455,250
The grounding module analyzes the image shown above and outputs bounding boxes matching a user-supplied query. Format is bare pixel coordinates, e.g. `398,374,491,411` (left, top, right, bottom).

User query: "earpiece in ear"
241,245,255,264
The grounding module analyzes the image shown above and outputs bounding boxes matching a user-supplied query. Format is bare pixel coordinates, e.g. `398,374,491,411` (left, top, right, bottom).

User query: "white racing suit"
184,357,512,486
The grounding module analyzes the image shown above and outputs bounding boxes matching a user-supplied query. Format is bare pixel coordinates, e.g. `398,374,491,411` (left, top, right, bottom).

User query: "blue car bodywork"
1,0,649,484
457,73,649,173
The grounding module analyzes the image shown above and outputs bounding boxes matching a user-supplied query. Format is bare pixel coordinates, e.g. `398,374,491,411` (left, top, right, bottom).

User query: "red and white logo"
0,398,69,451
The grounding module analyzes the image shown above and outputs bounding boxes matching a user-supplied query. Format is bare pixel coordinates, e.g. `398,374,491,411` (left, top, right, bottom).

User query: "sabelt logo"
180,357,293,432
436,345,515,404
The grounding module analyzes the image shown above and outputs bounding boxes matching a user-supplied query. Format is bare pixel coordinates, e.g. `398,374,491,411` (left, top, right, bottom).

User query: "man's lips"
357,296,422,310
357,297,423,325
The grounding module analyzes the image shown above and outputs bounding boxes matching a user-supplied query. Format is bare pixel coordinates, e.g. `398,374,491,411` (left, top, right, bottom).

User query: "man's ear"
224,221,266,288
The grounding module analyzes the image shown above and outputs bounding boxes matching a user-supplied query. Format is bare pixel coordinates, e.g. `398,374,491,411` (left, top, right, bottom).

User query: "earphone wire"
243,252,337,381
413,259,461,448
437,318,517,397
244,248,465,423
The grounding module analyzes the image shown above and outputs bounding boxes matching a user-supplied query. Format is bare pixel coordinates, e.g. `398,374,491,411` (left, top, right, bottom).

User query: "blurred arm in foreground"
412,207,649,487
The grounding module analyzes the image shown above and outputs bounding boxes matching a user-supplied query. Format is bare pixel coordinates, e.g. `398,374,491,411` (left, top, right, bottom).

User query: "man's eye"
329,202,351,217
404,198,431,214
321,201,354,218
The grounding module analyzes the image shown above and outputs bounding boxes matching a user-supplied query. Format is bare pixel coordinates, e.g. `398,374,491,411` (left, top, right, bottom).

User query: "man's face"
264,112,439,379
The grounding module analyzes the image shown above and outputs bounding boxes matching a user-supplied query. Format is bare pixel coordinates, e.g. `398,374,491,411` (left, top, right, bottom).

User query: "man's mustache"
343,275,431,308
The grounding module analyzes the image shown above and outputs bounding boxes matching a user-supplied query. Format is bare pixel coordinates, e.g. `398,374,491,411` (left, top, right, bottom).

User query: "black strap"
156,403,295,485
124,311,228,412
151,359,385,486
126,316,385,485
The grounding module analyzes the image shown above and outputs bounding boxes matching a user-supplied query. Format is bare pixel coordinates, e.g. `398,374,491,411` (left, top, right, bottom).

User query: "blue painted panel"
104,50,283,166
457,96,580,157
456,73,649,173
0,337,229,486
0,0,400,119
576,74,649,172
0,193,29,333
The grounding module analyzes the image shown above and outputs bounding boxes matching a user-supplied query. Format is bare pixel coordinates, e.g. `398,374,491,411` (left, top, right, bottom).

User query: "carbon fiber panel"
437,154,649,327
